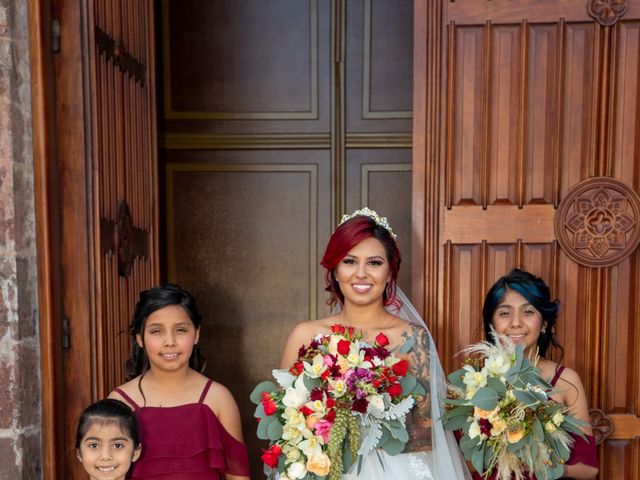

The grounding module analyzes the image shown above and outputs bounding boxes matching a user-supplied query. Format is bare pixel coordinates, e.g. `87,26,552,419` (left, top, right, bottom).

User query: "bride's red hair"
320,215,401,307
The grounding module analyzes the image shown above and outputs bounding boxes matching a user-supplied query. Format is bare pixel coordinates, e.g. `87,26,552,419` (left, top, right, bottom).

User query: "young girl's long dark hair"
126,283,206,379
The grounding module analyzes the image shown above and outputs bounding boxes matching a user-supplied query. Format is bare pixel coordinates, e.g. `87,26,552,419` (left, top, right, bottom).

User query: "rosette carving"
555,177,640,267
589,408,613,445
588,0,628,26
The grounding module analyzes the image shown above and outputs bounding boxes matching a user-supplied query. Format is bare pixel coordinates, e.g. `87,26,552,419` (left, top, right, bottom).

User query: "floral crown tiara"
338,207,397,239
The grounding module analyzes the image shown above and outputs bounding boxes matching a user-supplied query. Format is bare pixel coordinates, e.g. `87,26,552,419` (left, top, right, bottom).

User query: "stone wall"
0,0,42,477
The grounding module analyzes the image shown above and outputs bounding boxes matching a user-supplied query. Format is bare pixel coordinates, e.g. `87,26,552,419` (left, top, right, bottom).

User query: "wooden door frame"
411,0,442,336
28,0,63,477
28,0,96,477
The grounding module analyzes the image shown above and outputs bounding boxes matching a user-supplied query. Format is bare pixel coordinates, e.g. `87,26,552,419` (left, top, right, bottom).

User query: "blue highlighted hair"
482,268,562,358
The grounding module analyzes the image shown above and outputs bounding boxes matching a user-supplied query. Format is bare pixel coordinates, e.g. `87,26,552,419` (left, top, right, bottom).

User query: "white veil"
390,288,471,479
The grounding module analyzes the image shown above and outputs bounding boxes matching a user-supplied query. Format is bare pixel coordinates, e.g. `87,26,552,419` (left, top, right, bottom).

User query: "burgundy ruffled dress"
114,379,250,479
463,366,599,480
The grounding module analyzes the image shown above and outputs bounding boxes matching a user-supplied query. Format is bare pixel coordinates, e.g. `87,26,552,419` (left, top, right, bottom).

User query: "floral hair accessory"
339,207,397,240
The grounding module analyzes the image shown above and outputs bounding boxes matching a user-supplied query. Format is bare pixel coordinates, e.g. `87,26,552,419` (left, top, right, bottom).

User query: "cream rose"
306,453,331,476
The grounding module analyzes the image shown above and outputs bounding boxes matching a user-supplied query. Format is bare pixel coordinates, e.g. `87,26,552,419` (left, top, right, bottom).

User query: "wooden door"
50,0,159,477
160,0,413,475
413,0,640,478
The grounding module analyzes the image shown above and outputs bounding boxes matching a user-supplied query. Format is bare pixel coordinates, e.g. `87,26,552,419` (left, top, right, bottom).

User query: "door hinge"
52,18,60,52
62,315,71,349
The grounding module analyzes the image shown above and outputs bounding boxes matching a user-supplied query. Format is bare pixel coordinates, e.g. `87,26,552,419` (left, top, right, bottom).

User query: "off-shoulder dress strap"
198,378,214,404
113,388,140,410
549,365,566,387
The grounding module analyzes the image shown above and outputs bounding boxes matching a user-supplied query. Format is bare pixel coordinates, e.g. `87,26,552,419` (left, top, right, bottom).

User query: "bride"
280,208,470,479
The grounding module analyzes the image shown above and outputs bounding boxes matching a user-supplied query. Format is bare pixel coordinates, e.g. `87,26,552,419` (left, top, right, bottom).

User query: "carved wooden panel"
90,0,159,397
414,1,640,478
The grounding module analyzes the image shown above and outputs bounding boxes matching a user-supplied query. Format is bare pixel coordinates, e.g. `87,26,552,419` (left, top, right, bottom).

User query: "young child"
76,398,141,480
109,284,250,480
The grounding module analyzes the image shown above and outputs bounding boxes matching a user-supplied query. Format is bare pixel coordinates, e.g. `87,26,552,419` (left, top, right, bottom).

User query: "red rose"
352,397,369,413
289,361,304,375
337,339,351,355
392,359,409,377
326,398,336,409
387,383,402,397
325,409,336,422
299,405,314,416
261,444,282,468
331,324,346,334
375,332,389,347
262,399,277,416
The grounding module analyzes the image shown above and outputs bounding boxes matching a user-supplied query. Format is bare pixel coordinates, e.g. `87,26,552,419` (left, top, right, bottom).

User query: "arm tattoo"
403,325,433,452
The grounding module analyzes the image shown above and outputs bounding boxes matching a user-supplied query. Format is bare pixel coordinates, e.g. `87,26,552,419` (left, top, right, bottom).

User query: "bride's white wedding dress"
337,289,471,480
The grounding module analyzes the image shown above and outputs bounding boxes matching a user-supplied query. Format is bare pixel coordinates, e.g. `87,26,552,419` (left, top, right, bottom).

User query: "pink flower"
314,420,333,443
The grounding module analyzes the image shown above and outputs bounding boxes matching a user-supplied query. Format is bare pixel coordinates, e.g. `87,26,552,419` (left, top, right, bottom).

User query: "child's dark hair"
75,398,140,449
126,283,206,380
482,268,563,359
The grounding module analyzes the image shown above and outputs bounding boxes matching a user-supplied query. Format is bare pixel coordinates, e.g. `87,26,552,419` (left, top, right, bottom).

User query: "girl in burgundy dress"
472,269,599,480
110,284,250,480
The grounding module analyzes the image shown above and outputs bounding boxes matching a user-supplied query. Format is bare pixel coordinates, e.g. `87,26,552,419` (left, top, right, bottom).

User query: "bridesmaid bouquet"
443,334,585,480
251,324,425,480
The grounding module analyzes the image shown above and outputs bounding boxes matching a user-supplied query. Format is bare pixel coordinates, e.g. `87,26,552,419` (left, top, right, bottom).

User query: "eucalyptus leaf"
413,380,427,396
386,420,409,443
256,415,272,440
459,435,480,458
302,375,322,391
400,374,417,394
254,402,266,419
443,404,473,419
448,368,467,389
442,413,472,431
267,420,283,441
445,397,472,406
513,389,539,407
471,445,485,474
546,461,565,480
533,418,544,441
471,386,499,411
249,381,277,404
486,376,507,395
380,436,405,456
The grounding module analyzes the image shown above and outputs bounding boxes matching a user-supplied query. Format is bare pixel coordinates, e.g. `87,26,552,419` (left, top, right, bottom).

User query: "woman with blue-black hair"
475,268,599,479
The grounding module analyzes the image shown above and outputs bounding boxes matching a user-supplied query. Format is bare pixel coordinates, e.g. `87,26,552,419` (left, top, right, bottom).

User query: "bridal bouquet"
443,334,585,480
251,324,425,480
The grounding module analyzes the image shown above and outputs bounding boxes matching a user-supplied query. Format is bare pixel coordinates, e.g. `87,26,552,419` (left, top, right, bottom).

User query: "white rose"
282,444,301,463
287,461,308,479
298,435,324,458
462,365,487,390
552,412,565,426
544,421,558,433
283,386,309,409
485,353,511,376
468,420,483,440
303,354,327,378
366,394,386,416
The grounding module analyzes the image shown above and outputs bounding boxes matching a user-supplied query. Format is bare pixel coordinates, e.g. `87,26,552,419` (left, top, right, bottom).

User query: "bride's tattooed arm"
404,325,433,452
